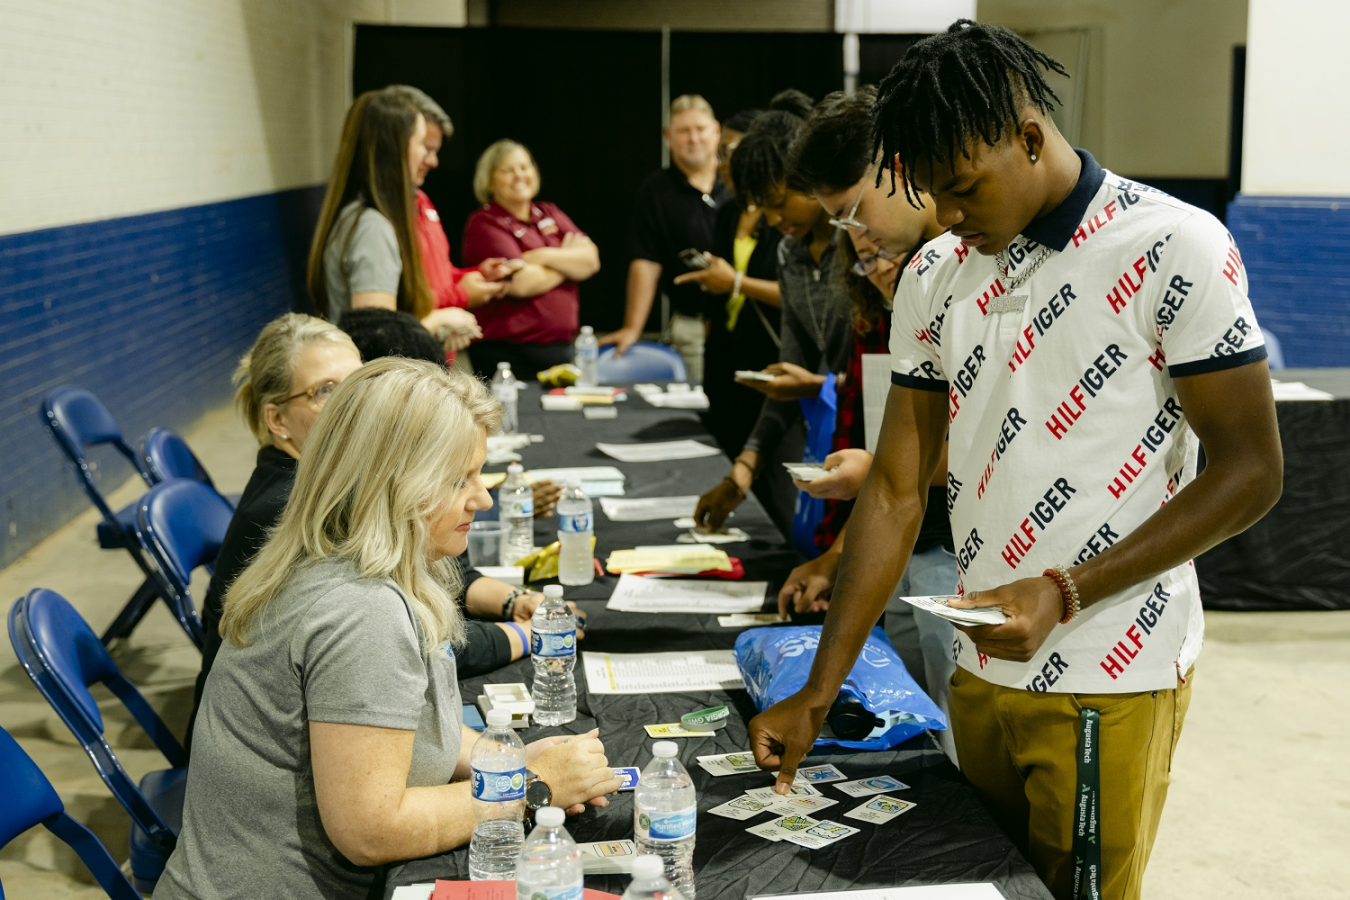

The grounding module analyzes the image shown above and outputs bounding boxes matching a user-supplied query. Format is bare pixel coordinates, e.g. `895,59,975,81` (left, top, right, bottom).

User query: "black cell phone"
679,248,711,270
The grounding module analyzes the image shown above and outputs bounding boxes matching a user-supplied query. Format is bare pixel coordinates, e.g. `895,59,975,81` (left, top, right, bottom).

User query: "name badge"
538,216,558,236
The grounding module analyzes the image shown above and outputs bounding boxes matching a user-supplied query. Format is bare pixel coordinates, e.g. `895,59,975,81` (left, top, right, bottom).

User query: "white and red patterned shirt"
889,151,1266,693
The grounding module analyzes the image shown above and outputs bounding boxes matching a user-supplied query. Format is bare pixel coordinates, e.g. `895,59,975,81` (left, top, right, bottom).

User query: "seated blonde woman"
156,359,620,900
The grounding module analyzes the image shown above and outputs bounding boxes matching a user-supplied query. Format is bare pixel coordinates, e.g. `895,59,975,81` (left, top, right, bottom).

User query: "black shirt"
628,166,731,319
186,446,506,751
702,199,784,455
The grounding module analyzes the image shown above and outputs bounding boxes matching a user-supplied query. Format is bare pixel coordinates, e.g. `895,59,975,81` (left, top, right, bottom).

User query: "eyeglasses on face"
828,184,868,233
283,381,340,406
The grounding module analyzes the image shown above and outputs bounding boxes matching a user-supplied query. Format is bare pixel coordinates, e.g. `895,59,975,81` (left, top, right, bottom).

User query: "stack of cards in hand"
898,595,1009,626
697,756,918,849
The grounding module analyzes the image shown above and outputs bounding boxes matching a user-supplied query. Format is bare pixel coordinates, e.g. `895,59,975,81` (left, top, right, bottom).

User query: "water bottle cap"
507,462,523,474
580,325,594,334
652,740,678,758
485,708,513,727
497,362,511,371
534,806,565,827
565,479,582,490
543,585,564,598
632,855,664,879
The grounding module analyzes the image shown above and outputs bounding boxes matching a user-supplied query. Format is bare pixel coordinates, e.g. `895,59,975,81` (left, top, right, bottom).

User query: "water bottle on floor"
530,585,576,726
556,480,594,587
622,854,687,900
492,362,519,435
515,806,583,900
634,741,696,898
574,325,600,387
500,463,534,564
468,708,526,880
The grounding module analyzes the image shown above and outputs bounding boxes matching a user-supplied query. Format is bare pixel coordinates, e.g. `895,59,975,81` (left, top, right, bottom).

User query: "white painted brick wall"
0,0,463,237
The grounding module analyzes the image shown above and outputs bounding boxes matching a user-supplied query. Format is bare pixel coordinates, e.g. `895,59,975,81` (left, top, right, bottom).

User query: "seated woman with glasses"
158,358,622,900
461,139,601,380
185,314,564,754
309,88,482,357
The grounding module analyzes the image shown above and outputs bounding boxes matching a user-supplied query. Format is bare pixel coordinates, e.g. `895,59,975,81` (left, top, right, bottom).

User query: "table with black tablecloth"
1197,368,1350,610
384,384,1052,899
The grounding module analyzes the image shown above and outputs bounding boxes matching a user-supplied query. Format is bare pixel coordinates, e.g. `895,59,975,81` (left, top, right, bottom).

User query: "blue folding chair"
8,589,186,893
133,480,235,650
0,724,140,900
142,427,216,488
596,341,689,382
40,387,162,645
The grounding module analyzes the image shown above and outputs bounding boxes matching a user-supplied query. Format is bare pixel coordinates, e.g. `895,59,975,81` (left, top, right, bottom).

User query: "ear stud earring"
1029,153,1038,162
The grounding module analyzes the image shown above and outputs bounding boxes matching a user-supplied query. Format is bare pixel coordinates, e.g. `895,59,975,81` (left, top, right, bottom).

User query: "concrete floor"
1,403,1347,898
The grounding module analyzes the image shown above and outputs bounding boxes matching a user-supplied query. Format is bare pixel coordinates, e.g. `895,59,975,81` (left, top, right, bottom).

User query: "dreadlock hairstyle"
872,19,1068,206
786,85,878,196
722,108,763,135
728,89,814,208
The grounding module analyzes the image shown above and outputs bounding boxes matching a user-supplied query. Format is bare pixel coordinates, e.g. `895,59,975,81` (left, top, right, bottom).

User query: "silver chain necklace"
995,243,1054,293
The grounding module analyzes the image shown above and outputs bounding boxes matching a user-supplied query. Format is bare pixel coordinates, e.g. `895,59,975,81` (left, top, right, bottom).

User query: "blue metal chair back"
8,590,184,859
134,480,234,648
596,341,689,382
40,386,152,525
0,725,140,900
143,426,216,489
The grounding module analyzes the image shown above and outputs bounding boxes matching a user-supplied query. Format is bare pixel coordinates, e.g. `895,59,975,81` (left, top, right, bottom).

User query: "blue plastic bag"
734,625,947,751
790,374,837,559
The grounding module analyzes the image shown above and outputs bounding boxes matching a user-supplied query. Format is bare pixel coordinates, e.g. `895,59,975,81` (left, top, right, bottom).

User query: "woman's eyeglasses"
283,381,339,406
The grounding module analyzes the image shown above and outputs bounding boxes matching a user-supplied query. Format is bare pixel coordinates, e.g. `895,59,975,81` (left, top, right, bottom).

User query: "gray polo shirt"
323,200,402,321
154,556,463,900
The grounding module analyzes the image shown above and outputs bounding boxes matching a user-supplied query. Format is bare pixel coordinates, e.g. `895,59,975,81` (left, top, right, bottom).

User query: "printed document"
599,496,700,521
595,440,721,463
584,649,745,694
606,573,765,613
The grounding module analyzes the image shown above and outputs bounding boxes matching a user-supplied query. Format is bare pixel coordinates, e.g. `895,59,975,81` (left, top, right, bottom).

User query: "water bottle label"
531,629,576,658
558,512,592,533
520,886,582,900
510,497,534,518
636,805,696,841
470,766,525,802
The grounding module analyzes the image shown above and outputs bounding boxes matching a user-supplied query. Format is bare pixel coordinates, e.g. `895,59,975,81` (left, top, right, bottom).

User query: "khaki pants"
949,666,1192,900
665,312,706,382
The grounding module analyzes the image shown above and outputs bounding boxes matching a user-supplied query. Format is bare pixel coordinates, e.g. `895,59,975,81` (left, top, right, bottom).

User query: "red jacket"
415,190,475,310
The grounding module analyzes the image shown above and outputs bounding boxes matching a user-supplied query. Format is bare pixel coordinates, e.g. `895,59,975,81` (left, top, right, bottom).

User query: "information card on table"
750,884,1004,900
595,439,722,462
583,649,745,694
606,573,767,613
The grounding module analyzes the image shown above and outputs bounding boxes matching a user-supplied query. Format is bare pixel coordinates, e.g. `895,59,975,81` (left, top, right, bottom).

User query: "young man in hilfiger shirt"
749,20,1282,900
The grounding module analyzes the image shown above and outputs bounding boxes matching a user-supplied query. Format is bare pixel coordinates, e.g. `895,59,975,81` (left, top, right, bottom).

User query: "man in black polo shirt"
600,94,729,381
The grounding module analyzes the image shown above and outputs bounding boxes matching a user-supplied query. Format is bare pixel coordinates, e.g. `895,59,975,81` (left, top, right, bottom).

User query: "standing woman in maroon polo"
461,140,601,380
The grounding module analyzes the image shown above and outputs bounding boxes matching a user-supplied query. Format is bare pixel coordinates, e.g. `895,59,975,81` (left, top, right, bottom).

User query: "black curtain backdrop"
353,27,920,332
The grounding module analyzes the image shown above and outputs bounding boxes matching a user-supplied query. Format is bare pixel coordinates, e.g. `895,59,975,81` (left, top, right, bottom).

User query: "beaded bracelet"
1043,565,1081,624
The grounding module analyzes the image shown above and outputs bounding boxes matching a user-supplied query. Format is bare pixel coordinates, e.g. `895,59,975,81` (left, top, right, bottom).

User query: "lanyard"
1072,708,1102,900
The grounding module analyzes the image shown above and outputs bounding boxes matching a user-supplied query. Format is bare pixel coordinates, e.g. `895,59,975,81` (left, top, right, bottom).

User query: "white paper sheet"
751,884,1005,900
526,466,626,497
861,353,893,453
599,495,700,521
389,885,433,900
643,389,711,409
596,439,721,462
583,649,746,694
606,573,766,613
1270,379,1334,401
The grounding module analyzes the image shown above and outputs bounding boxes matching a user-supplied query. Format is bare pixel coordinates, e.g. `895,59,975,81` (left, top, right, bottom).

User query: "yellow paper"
605,546,731,574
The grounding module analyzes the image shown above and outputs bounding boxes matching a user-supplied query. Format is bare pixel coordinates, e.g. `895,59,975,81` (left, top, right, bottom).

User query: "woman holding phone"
461,139,600,380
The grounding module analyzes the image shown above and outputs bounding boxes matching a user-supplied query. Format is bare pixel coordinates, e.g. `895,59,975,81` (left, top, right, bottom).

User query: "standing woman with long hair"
307,88,481,355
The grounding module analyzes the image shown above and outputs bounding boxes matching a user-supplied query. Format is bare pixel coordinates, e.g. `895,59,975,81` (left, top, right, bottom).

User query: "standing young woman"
307,88,481,355
157,359,620,900
461,140,601,380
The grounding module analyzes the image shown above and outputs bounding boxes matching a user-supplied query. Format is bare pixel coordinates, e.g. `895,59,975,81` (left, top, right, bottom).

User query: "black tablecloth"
384,385,1051,899
1197,368,1350,610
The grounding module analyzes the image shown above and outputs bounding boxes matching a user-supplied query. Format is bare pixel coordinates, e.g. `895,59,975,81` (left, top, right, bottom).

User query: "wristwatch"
524,769,552,812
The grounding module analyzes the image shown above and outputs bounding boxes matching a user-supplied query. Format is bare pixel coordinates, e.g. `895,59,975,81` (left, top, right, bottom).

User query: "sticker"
471,766,525,802
531,630,576,658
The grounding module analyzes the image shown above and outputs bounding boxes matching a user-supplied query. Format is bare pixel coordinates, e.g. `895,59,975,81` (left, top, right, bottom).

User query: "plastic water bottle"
530,585,577,726
492,362,519,435
500,463,535,564
574,325,600,387
556,480,594,587
634,742,696,898
622,854,687,900
468,708,526,880
515,806,583,900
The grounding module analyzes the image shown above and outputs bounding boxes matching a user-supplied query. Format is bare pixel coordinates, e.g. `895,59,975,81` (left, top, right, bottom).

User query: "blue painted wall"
0,185,324,569
1227,194,1350,368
